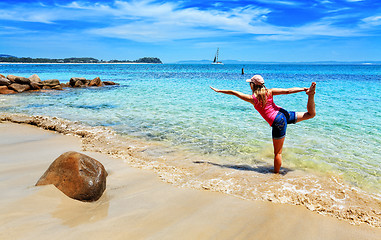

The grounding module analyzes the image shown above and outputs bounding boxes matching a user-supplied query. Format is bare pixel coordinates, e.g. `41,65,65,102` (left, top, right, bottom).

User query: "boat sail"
212,48,223,65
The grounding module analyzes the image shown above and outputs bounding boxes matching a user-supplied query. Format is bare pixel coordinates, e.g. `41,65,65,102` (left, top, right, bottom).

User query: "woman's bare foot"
306,82,316,95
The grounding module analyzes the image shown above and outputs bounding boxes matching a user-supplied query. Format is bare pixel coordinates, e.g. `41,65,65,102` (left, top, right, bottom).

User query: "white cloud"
256,14,366,41
0,8,56,23
254,0,301,6
0,0,378,43
0,26,38,36
361,15,381,27
76,0,373,42
85,0,281,41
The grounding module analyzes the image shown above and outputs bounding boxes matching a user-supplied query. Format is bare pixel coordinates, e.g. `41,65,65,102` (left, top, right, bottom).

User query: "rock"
83,80,91,86
0,74,5,78
29,82,41,90
6,75,17,82
8,83,31,93
29,74,42,84
29,74,43,90
42,79,60,87
0,86,16,94
36,151,108,202
73,80,86,88
52,85,63,90
15,77,31,85
70,77,87,87
0,77,11,86
7,75,31,84
42,86,52,90
103,81,119,86
61,82,71,88
89,77,102,87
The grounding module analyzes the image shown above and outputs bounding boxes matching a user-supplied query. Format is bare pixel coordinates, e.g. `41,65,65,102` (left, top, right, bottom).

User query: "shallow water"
0,63,380,195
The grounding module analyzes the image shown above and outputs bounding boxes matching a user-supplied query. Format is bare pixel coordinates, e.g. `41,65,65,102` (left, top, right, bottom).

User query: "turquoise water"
1,63,380,193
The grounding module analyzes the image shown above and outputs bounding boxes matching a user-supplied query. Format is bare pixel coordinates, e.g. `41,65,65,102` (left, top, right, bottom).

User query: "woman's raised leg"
296,82,316,123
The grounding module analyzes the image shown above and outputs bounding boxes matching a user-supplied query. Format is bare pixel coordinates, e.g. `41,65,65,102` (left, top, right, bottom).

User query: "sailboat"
212,48,223,65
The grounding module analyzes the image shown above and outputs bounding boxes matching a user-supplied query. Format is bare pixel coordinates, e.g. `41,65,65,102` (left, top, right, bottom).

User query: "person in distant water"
210,75,316,173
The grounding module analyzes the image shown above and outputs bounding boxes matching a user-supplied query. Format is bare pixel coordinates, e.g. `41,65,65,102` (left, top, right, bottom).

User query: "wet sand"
0,122,380,240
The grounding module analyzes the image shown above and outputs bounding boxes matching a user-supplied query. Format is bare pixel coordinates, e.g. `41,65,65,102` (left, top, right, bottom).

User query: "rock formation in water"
0,74,119,94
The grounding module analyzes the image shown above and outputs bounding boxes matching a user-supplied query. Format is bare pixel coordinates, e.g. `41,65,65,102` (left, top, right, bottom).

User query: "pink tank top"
252,92,281,126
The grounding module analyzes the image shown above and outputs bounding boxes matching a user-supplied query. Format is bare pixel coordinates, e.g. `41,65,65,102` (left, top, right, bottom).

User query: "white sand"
0,122,380,240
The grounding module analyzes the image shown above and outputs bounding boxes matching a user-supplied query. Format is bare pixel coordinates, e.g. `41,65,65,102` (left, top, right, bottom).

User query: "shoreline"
1,112,380,229
0,121,380,239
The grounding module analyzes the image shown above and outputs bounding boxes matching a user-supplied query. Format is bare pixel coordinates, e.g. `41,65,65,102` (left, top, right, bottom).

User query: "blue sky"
0,0,380,62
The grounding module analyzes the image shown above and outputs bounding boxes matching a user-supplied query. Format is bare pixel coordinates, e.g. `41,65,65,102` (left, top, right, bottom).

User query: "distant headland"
0,55,162,64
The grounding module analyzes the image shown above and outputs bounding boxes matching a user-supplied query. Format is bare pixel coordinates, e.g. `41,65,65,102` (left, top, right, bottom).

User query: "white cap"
246,75,264,85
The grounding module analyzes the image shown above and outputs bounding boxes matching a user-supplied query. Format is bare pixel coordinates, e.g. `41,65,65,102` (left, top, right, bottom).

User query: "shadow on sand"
193,161,293,176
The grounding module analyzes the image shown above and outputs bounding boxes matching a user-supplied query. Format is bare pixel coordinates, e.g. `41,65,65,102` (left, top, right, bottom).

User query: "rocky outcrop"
103,81,119,86
5,75,17,83
29,74,42,84
61,82,70,88
0,77,11,86
7,75,31,85
0,86,16,94
36,151,108,202
28,74,43,90
8,83,31,93
15,77,31,85
0,74,119,94
73,80,86,88
70,77,87,87
89,77,102,87
29,82,41,90
51,85,63,90
42,79,60,87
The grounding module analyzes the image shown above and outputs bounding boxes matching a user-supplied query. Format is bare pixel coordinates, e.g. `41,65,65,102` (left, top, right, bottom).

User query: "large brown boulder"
8,83,31,93
35,151,108,202
41,79,60,87
73,80,84,88
89,77,102,87
52,85,63,90
6,75,17,83
0,77,11,86
73,79,90,88
42,86,52,90
61,82,71,88
29,82,41,90
28,74,43,90
16,77,31,84
70,77,87,87
103,81,119,86
7,75,30,84
29,74,42,84
0,86,16,94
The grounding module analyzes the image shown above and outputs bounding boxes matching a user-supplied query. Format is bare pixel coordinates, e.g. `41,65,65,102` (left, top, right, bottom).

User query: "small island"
0,55,162,64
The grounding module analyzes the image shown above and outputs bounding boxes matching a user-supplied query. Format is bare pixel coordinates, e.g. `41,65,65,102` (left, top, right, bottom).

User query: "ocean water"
1,63,380,225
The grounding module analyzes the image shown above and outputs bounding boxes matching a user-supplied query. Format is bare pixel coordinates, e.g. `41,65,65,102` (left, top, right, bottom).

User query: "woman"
210,75,316,173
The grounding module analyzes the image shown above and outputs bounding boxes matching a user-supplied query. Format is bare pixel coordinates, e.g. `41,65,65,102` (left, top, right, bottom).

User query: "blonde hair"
251,83,268,108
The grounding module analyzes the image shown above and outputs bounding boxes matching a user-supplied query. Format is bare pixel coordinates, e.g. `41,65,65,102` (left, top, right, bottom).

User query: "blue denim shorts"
272,108,297,139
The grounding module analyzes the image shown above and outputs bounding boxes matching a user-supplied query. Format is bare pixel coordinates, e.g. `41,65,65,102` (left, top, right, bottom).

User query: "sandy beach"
0,121,380,240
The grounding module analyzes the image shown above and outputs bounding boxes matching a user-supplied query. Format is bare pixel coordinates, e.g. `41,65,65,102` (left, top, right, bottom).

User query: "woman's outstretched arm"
271,87,308,96
210,86,253,103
